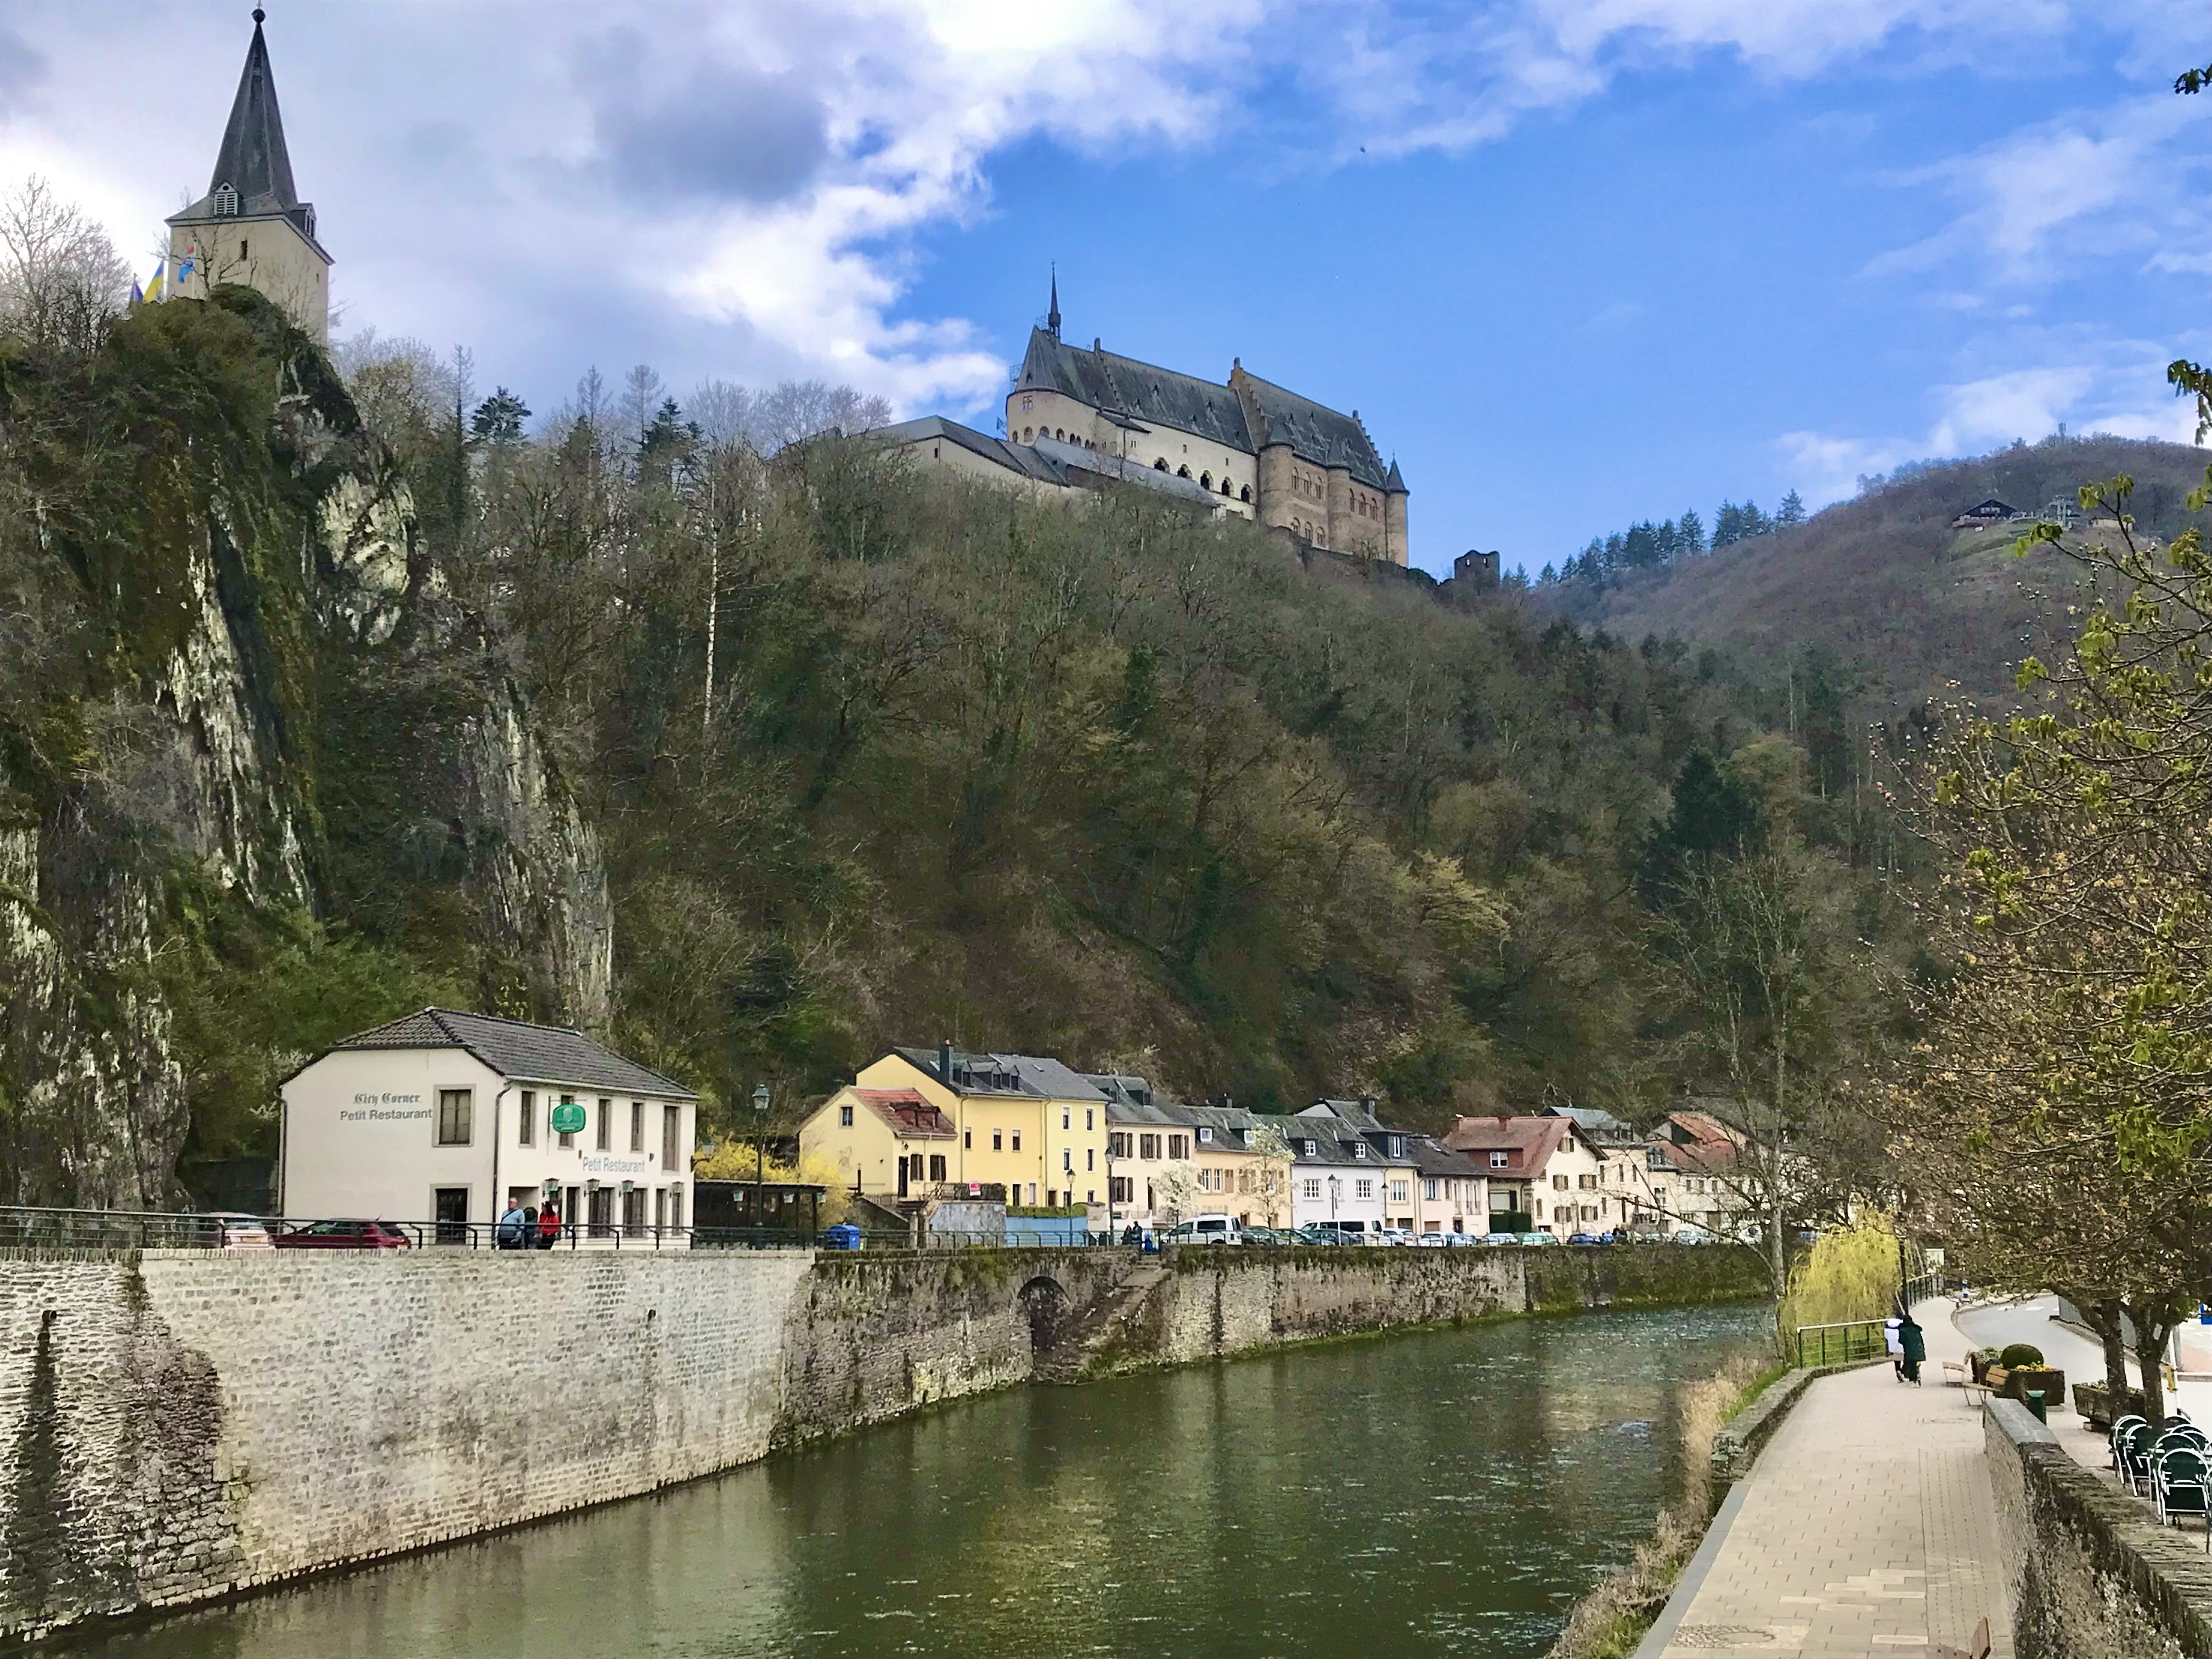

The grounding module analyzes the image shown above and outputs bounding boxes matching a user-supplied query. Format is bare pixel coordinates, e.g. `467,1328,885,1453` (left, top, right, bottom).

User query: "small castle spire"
1047,263,1061,342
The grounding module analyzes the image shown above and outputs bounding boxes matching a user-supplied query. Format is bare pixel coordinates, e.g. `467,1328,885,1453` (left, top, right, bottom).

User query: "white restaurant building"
279,1008,699,1238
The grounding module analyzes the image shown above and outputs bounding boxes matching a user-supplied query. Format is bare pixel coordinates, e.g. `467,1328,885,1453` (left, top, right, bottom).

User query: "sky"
3,1,2210,578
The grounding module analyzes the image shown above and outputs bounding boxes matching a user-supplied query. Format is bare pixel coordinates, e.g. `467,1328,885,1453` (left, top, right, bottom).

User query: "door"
897,1155,910,1198
588,1186,613,1238
433,1186,470,1246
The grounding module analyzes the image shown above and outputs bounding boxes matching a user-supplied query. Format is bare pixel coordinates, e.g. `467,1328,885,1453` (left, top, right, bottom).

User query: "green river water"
55,1301,1767,1659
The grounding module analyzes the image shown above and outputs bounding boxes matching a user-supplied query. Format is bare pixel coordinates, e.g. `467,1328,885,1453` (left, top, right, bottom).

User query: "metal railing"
1796,1318,1890,1367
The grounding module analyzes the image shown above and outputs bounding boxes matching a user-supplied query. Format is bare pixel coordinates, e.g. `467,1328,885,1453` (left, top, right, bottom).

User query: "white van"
1166,1214,1242,1246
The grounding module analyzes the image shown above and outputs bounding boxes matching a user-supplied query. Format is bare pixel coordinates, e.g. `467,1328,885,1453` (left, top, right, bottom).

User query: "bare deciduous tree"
0,176,131,353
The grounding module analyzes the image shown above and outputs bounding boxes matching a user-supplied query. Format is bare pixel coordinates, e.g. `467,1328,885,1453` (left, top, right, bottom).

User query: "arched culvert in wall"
1017,1276,1071,1353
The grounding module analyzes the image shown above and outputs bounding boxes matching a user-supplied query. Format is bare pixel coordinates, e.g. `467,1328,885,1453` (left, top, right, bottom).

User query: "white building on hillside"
279,1008,698,1240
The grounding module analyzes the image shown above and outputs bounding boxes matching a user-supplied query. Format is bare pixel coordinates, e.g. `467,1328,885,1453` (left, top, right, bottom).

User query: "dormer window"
1352,1143,1367,1159
1388,1136,1404,1158
212,182,239,217
1490,1152,1509,1169
1197,1126,1212,1143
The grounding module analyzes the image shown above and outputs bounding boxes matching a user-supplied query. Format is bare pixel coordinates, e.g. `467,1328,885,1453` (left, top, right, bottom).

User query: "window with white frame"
1302,1178,1322,1199
1355,1180,1373,1199
436,1089,472,1146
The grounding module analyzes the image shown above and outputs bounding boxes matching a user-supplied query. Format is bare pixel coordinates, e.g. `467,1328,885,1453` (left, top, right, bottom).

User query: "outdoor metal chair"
2121,1422,2159,1494
2111,1415,2147,1474
2155,1446,2210,1528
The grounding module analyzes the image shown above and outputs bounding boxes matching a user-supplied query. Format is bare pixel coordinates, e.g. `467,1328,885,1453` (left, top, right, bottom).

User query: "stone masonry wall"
1985,1396,2212,1658
1,1240,1766,1642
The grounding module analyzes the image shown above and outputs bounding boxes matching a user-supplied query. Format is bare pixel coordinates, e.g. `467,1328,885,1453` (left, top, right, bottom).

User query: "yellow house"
797,1086,957,1200
844,1045,1111,1209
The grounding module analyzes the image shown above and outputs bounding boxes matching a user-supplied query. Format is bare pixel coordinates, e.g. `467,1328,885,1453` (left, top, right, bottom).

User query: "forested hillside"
2,261,1917,1206
1544,435,2212,722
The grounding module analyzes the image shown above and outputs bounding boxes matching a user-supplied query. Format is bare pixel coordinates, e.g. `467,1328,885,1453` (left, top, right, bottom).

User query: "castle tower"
1046,266,1061,343
166,8,331,343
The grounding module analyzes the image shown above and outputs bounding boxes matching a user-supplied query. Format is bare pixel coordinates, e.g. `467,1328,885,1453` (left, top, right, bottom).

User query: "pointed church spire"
208,7,301,216
1047,264,1061,342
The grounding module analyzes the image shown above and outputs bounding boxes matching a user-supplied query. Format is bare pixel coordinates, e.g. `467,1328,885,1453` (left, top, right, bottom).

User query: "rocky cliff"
0,290,608,1208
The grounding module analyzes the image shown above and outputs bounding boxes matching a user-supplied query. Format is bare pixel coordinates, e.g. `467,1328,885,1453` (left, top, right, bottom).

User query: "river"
56,1301,1767,1659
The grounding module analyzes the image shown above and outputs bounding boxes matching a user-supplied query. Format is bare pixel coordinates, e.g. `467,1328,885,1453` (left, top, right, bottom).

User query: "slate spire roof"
169,8,323,246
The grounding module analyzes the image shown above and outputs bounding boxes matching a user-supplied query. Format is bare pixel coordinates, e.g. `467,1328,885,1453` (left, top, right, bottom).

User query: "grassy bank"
1544,1344,1780,1659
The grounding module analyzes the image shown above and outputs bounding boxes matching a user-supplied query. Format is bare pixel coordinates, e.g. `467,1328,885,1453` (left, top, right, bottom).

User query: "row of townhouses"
798,1043,1756,1240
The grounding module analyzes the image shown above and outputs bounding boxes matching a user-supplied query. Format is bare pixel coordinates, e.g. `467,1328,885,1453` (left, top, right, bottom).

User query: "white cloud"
1779,349,2200,505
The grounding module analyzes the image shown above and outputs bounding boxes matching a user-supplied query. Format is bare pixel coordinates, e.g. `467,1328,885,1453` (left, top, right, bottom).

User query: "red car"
273,1218,414,1249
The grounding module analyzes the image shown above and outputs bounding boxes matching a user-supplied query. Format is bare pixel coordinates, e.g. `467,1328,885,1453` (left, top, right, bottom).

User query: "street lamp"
752,1083,770,1239
1328,1175,1340,1238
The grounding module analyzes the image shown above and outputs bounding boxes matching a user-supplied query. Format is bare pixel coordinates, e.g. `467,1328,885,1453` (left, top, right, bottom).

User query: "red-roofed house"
800,1085,958,1199
1441,1114,1610,1239
1635,1109,1751,1237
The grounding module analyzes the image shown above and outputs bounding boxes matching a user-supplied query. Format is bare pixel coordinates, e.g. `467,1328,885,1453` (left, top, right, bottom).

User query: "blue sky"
4,1,2209,576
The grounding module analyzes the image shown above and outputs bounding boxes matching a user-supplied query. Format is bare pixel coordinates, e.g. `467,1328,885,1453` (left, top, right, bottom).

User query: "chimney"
939,1039,955,1087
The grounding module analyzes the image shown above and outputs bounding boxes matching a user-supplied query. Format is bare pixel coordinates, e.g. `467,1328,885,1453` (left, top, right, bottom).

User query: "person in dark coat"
1898,1312,1927,1384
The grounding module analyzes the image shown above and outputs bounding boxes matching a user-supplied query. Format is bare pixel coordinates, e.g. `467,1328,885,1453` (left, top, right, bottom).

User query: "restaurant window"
930,1154,947,1182
1302,1178,1321,1199
436,1088,472,1146
518,1090,535,1147
664,1104,680,1167
596,1099,611,1151
840,1104,854,1127
630,1101,644,1153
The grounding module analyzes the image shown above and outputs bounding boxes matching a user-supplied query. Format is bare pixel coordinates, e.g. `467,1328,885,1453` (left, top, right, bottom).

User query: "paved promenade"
1641,1299,2011,1659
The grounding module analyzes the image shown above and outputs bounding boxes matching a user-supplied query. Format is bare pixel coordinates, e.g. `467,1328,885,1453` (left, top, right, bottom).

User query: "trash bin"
823,1223,862,1251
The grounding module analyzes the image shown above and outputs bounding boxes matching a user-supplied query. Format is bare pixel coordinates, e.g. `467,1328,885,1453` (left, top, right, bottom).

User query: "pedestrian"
537,1199,561,1250
1884,1314,1904,1380
1898,1312,1926,1385
496,1197,526,1250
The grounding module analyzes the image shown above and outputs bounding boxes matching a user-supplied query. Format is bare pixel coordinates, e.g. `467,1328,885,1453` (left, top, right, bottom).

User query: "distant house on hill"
1951,498,2016,528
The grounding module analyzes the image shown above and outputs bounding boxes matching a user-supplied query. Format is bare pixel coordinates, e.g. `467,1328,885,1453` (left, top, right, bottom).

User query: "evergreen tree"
1713,501,1743,549
1740,500,1771,537
1538,561,1558,584
1678,507,1705,554
1776,488,1806,528
471,387,531,444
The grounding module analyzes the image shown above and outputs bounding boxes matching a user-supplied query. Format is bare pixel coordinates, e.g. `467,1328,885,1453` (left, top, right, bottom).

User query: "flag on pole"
141,258,166,302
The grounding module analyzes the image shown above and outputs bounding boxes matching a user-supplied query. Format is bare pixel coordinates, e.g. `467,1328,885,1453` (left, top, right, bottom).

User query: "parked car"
1294,1225,1344,1245
1443,1232,1482,1246
1166,1214,1242,1246
204,1213,274,1251
1477,1231,1520,1245
1673,1227,1718,1245
1376,1228,1415,1247
1566,1232,1600,1246
1301,1221,1372,1245
1413,1232,1448,1247
1516,1231,1561,1246
274,1218,413,1249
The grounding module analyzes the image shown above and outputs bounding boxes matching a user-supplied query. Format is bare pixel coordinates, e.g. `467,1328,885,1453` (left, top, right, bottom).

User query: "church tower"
166,8,331,342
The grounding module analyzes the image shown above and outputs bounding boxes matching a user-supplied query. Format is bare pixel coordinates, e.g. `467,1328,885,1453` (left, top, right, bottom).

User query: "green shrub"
1999,1342,2045,1369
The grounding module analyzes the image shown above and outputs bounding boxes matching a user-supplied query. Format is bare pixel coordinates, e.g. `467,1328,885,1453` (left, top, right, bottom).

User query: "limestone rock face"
0,294,609,1206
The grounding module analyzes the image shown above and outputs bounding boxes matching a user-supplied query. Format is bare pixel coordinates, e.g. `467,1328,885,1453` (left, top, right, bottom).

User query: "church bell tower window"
212,182,239,217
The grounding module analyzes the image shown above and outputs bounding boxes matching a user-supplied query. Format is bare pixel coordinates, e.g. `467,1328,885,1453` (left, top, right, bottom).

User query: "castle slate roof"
877,418,1222,510
1015,328,1257,453
170,12,324,251
315,1008,697,1098
1234,369,1393,492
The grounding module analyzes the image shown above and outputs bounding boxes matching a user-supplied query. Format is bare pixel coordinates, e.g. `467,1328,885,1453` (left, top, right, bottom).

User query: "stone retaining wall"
0,1240,1765,1642
1984,1396,2212,1658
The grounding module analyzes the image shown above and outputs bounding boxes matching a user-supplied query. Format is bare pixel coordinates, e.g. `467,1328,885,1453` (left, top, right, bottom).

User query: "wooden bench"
1945,1357,1995,1403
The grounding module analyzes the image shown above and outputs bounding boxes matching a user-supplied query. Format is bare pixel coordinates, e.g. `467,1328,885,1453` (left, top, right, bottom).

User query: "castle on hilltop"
164,8,331,343
879,277,1410,564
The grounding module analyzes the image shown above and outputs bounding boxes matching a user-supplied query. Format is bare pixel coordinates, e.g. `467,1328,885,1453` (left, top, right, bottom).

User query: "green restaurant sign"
549,1098,586,1135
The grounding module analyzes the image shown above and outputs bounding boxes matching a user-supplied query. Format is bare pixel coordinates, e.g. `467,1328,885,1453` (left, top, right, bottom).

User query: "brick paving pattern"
1657,1301,2012,1658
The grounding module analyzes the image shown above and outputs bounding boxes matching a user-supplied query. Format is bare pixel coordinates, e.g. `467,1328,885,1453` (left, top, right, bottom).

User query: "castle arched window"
212,182,239,217
1240,486,1251,503
1054,428,1065,441
1154,458,1168,471
1199,472,1211,489
1220,478,1231,495
1177,465,1191,478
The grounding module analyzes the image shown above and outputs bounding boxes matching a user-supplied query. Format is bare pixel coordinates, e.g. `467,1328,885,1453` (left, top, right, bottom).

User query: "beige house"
1087,1077,1293,1229
166,11,331,342
278,1009,698,1240
797,1086,958,1201
1409,1137,1488,1235
1442,1115,1611,1238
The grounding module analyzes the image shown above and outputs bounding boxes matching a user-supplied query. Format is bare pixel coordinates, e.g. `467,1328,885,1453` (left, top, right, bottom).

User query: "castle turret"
166,8,332,342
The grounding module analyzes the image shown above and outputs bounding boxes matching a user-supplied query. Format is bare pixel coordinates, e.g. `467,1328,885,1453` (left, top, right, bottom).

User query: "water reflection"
56,1302,1765,1659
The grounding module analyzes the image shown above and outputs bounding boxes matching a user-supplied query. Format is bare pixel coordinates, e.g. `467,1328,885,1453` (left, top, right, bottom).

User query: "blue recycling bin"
823,1223,862,1251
